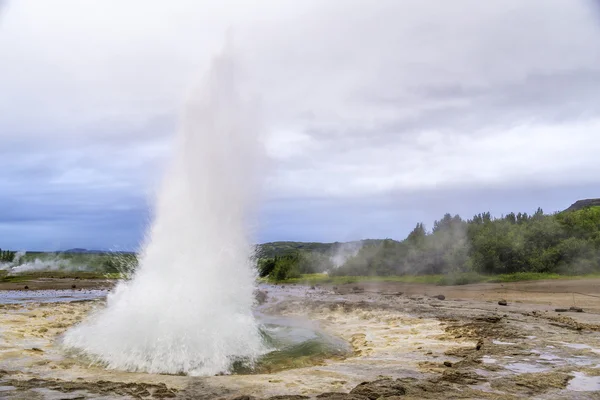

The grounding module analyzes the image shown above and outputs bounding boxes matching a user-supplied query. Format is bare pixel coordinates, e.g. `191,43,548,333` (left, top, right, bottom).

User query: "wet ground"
0,280,599,399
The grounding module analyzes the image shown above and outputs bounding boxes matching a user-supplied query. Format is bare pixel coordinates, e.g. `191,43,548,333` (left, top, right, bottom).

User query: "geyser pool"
63,44,266,376
233,313,351,374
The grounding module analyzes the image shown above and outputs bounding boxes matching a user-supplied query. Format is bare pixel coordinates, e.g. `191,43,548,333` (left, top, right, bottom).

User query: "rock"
153,386,177,398
569,306,584,313
443,361,453,367
476,339,484,350
71,284,77,289
350,379,406,399
440,370,483,385
267,396,309,400
316,393,369,400
24,285,29,290
310,286,316,290
434,294,445,300
491,371,572,394
555,308,569,312
498,300,508,306
231,396,258,400
477,315,502,323
254,290,268,305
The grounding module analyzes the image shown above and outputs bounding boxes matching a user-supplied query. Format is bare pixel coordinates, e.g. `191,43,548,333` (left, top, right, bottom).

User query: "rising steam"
63,42,266,375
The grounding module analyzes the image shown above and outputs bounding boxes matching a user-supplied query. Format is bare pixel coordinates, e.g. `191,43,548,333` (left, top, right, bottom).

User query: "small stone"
476,339,484,350
498,300,508,306
350,378,406,399
443,361,453,367
310,286,316,290
569,306,584,313
555,308,569,312
316,393,369,400
434,294,445,300
71,284,77,289
24,285,29,290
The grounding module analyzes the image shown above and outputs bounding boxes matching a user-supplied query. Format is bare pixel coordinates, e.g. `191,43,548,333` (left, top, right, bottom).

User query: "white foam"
63,42,266,376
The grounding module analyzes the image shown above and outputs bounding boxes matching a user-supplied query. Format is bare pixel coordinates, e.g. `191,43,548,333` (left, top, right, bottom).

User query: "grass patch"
264,273,448,286
489,272,562,283
266,272,600,286
490,272,600,283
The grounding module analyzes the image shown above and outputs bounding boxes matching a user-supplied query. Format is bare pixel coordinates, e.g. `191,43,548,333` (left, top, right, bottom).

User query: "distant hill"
257,239,386,258
61,249,135,254
63,248,92,253
564,199,600,212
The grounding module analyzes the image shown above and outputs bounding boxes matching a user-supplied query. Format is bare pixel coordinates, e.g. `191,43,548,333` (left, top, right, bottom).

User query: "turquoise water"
232,313,350,374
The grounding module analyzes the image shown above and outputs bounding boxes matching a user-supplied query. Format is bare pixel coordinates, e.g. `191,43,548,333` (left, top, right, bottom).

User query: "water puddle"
481,356,497,364
568,372,600,392
0,289,107,304
492,340,516,345
558,342,600,354
505,362,549,373
538,353,561,361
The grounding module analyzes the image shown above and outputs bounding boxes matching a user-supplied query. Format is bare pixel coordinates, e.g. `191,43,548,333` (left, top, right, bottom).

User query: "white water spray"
63,44,266,376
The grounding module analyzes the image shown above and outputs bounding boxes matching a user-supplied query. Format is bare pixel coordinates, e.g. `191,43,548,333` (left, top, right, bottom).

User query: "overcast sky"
1,0,600,250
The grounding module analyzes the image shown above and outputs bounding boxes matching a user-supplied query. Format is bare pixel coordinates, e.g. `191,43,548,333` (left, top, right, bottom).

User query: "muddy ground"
0,278,115,291
0,279,599,399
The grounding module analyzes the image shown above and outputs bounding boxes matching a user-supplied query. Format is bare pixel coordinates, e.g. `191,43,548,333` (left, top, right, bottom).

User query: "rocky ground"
0,280,599,399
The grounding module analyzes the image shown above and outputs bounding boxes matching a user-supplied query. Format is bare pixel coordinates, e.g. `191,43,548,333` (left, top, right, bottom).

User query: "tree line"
259,206,600,280
0,249,16,263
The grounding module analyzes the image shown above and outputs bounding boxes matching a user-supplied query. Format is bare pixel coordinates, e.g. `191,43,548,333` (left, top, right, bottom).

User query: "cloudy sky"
1,0,600,250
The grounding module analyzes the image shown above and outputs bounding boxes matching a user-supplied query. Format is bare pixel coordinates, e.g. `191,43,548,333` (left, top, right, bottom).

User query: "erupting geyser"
63,44,266,375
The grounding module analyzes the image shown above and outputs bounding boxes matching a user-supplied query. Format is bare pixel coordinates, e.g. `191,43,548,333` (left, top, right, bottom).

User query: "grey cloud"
260,181,600,243
2,0,600,248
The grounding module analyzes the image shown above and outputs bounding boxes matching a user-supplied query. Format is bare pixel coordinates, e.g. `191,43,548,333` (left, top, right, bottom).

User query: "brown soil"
330,278,600,314
0,278,116,291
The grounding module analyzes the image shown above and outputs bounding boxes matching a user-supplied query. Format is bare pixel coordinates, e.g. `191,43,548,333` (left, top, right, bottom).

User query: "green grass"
266,272,600,286
490,272,600,283
263,273,448,286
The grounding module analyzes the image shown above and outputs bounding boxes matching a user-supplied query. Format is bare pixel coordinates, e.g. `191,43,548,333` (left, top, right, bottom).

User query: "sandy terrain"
331,278,600,315
0,279,599,399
